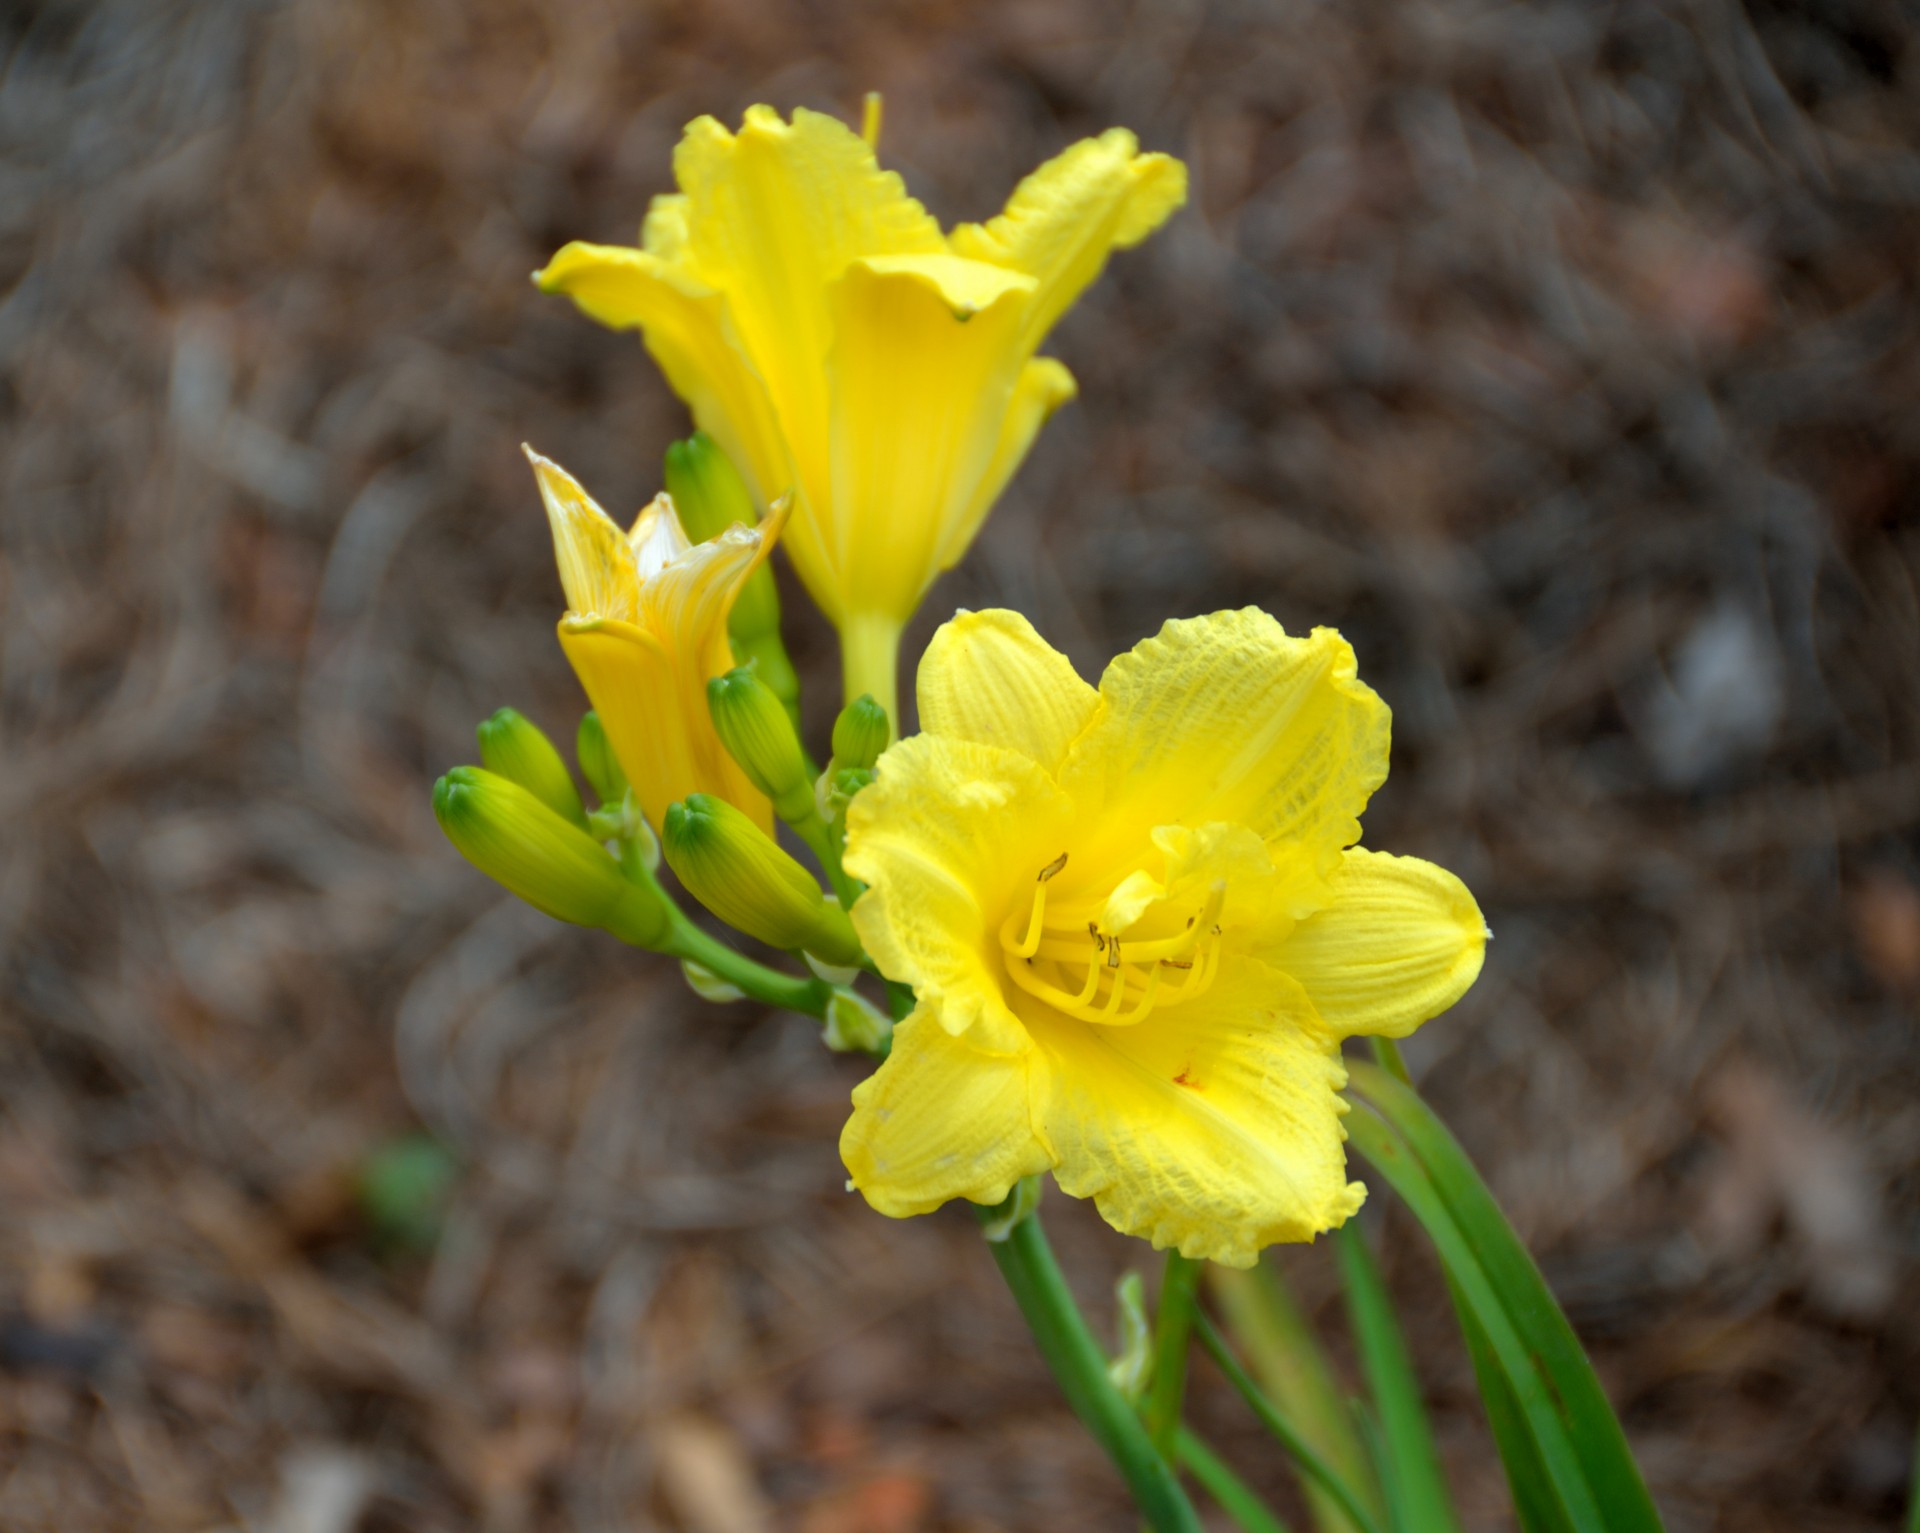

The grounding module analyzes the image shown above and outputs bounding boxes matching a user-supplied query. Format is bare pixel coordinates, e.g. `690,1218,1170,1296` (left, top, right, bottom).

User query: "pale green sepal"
816,764,875,822
978,1173,1044,1243
682,959,747,1004
822,988,892,1055
1106,1270,1153,1402
804,952,863,987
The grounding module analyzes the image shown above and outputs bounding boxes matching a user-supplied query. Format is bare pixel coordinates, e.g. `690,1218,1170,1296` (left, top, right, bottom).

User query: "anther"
1038,852,1068,882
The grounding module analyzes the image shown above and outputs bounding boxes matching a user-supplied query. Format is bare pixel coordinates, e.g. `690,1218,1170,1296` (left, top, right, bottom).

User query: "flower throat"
999,853,1225,1024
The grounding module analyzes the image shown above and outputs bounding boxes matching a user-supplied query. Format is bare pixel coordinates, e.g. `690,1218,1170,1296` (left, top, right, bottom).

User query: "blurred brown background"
3,0,1917,1529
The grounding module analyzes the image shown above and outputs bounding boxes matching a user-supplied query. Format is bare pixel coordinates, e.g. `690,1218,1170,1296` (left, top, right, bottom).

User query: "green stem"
1194,1313,1387,1533
1370,1035,1413,1085
1175,1428,1293,1533
1207,1264,1384,1533
663,909,832,1017
1144,1250,1202,1455
840,610,903,737
794,808,863,909
979,1207,1202,1533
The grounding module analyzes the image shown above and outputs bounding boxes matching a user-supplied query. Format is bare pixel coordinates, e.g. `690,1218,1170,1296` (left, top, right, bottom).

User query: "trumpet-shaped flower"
534,106,1186,713
527,447,784,835
840,609,1488,1266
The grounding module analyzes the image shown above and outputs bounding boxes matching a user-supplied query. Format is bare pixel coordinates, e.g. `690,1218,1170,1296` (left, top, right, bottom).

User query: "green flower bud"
662,794,863,966
663,433,799,723
575,710,628,806
708,666,814,826
831,694,890,771
477,708,587,828
663,431,756,543
434,766,670,948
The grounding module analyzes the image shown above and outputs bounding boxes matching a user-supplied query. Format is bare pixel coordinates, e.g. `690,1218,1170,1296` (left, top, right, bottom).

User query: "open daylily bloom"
527,447,784,835
534,106,1186,716
839,609,1489,1266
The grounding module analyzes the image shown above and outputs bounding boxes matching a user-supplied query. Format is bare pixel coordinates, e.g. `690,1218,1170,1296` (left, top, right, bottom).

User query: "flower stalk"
975,1198,1202,1533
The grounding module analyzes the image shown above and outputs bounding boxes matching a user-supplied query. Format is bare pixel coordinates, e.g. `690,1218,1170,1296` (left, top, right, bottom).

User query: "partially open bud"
574,710,627,806
434,766,670,949
477,708,588,828
708,666,814,827
664,432,799,721
831,694,890,771
662,794,862,966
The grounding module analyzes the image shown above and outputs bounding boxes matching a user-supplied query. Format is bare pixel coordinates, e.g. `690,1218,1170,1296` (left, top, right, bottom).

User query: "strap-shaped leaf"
1336,1068,1666,1533
1347,1063,1663,1532
1208,1264,1384,1533
1450,1274,1579,1533
1176,1429,1296,1533
1334,1226,1463,1533
1345,1109,1608,1530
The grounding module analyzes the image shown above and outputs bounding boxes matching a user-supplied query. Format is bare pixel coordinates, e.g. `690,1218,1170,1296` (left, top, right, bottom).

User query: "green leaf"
1344,1108,1611,1532
1177,1428,1295,1533
1347,1063,1664,1532
1334,1226,1463,1533
1208,1263,1384,1533
1450,1275,1578,1533
1195,1314,1387,1533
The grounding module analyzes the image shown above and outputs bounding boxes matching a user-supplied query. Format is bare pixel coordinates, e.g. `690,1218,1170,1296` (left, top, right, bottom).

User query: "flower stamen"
1001,867,1225,1024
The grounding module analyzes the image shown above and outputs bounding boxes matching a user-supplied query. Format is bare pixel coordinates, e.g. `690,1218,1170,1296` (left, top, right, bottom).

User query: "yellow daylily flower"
839,609,1489,1266
534,105,1187,716
526,447,784,835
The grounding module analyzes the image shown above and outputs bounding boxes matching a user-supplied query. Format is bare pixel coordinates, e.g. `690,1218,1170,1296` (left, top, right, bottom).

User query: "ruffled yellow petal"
532,243,792,515
1024,957,1364,1266
844,734,1073,1055
527,449,639,622
915,608,1099,774
817,255,1037,623
634,500,785,673
1061,610,1390,882
939,357,1078,574
951,128,1187,351
1268,848,1488,1039
669,108,946,512
841,1009,1049,1218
